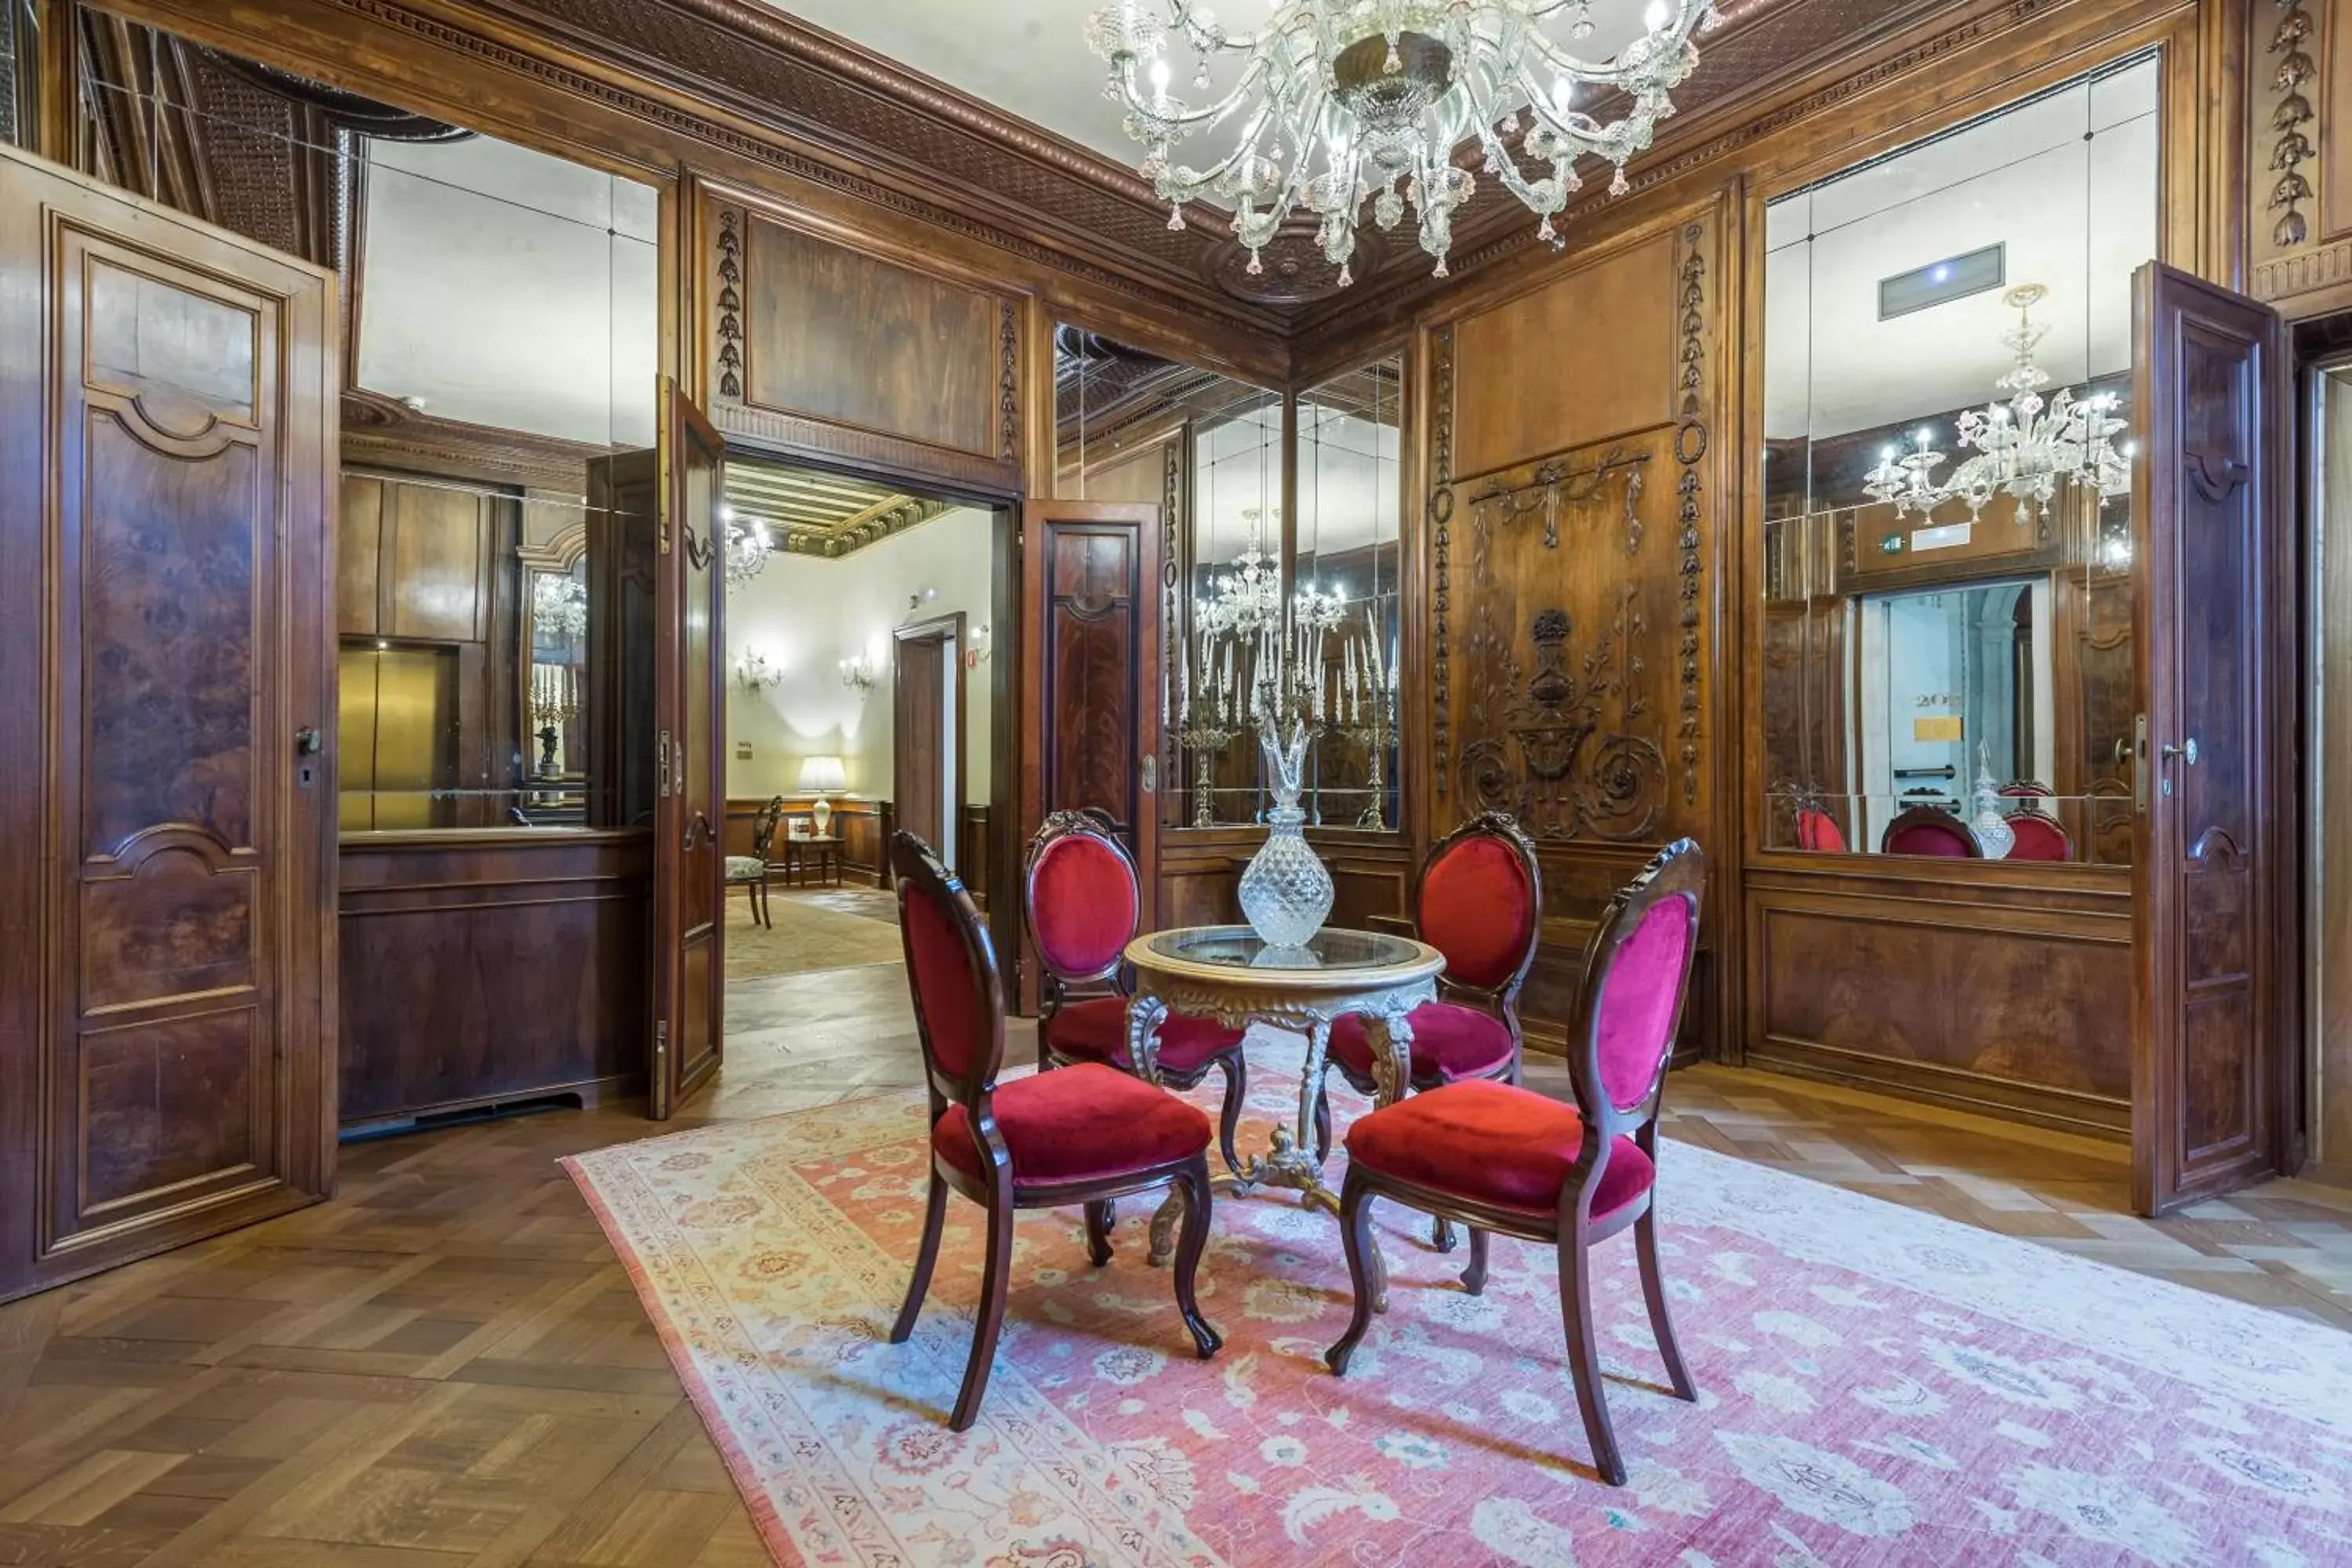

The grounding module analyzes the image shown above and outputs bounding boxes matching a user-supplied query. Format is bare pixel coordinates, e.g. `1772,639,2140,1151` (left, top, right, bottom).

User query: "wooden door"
649,381,727,1119
893,615,964,866
2131,262,2294,1214
1018,502,1163,942
0,145,337,1301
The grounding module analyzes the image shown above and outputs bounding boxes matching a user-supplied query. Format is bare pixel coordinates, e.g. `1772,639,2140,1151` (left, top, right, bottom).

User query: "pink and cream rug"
563,1047,2352,1566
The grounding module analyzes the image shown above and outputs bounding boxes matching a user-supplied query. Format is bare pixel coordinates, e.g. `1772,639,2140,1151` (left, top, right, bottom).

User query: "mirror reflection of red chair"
1795,807,1846,852
1324,839,1706,1486
2005,809,2072,862
891,832,1221,1431
1879,804,1982,857
1313,811,1544,1161
1023,811,1251,1174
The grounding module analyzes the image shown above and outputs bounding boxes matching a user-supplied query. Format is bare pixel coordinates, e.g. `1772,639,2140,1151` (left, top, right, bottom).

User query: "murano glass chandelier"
1864,284,2134,529
1087,0,1721,284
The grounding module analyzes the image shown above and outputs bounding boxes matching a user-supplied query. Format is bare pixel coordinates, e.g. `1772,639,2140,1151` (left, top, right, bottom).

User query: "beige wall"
724,505,995,804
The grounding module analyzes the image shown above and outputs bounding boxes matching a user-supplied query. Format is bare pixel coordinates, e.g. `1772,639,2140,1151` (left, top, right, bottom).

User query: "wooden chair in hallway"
726,796,784,927
1325,839,1705,1486
890,831,1221,1431
1022,809,1253,1175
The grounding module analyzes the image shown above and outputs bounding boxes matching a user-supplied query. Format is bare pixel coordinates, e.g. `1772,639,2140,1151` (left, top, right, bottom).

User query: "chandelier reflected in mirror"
721,505,771,591
1864,284,2135,529
1087,0,1720,283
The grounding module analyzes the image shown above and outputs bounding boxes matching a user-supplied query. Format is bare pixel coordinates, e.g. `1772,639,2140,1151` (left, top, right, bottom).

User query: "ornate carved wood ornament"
1673,218,1711,808
997,299,1019,459
1428,323,1457,799
1457,598,1665,842
1465,448,1648,581
2267,2,2317,249
715,206,745,400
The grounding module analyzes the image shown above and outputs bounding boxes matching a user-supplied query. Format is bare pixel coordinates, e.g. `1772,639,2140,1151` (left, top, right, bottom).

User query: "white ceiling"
358,135,661,448
765,1,1675,181
1762,56,2158,442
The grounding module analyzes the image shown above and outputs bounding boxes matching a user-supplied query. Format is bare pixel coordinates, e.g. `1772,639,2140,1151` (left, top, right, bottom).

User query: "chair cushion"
933,1063,1210,1186
1042,995,1246,1075
724,855,766,880
1418,835,1537,990
1344,1079,1655,1219
1327,1000,1515,1083
2005,812,2071,862
1028,833,1137,979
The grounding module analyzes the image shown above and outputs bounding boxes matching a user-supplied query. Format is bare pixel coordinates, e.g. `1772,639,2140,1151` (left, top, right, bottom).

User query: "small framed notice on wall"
1914,715,1963,743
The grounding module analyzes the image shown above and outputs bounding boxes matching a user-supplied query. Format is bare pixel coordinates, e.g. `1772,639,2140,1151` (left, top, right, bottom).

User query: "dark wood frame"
1323,839,1706,1486
891,610,966,863
889,832,1220,1432
1022,808,1251,1174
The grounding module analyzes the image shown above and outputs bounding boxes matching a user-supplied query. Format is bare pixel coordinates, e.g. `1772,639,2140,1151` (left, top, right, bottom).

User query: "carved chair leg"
1431,1215,1458,1254
891,1167,949,1344
1311,1078,1333,1167
760,875,772,928
1558,1228,1625,1485
1635,1207,1697,1401
1324,1175,1379,1374
1169,1160,1221,1359
1215,1051,1249,1179
948,1191,1016,1432
1461,1226,1489,1295
1083,1200,1115,1268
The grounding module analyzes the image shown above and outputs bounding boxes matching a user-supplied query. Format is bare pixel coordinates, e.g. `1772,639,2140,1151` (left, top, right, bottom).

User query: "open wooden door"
649,380,728,1119
2131,262,2296,1214
0,145,338,1301
1018,501,1165,960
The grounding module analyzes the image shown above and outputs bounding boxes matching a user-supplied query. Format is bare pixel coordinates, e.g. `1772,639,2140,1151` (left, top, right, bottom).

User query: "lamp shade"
797,754,848,794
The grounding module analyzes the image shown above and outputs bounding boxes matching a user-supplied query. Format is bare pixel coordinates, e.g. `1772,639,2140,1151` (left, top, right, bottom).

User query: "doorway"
895,614,966,873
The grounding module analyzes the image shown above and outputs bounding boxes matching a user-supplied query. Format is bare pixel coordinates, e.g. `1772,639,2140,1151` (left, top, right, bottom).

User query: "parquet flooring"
4,942,2348,1566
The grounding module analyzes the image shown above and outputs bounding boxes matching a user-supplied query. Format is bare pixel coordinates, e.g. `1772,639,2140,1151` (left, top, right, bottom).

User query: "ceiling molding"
724,461,957,559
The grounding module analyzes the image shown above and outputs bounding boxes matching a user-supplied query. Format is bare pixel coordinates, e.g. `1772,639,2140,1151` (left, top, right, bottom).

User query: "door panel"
2132,261,2292,1214
1018,502,1163,942
897,637,946,854
0,146,336,1301
649,381,726,1119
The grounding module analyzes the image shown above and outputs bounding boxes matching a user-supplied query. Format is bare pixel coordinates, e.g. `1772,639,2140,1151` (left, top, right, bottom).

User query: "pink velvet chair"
892,831,1221,1431
1312,811,1543,1159
1878,804,1981,857
1023,811,1252,1174
1325,838,1705,1486
2005,808,2072,861
1795,807,1846,852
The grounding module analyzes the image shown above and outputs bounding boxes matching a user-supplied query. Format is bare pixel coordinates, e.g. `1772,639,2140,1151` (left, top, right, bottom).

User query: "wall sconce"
733,648,780,692
968,622,993,664
839,652,879,694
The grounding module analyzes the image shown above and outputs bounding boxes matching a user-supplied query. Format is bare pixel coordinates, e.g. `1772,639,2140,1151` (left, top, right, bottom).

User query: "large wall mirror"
70,31,662,835
1761,56,2154,865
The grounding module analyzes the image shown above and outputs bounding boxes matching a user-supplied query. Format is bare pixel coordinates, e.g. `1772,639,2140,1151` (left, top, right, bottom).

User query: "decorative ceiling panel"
725,460,954,557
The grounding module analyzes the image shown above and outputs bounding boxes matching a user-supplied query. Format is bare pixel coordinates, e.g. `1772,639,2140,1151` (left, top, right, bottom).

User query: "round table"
1123,925,1443,1298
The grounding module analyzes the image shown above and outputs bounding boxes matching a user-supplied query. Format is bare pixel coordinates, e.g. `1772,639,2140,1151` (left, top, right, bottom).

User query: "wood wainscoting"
722,797,892,886
1743,862,2134,1138
338,831,652,1130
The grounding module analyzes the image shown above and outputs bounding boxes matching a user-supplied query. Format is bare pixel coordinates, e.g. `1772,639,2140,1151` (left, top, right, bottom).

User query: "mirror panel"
1759,56,2154,864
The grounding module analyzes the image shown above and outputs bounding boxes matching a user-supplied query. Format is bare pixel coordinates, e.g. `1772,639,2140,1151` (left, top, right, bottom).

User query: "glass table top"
1142,925,1421,973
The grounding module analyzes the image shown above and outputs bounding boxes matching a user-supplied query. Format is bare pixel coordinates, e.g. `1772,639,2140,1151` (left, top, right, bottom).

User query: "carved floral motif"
715,208,745,400
1457,598,1665,842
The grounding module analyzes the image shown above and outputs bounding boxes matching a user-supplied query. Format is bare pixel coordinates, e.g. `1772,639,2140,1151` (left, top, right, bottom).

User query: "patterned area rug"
563,1041,2352,1566
725,893,904,979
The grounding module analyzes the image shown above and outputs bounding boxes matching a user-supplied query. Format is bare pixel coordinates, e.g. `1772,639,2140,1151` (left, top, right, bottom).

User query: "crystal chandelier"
1087,0,1719,283
1864,284,2134,529
530,572,588,644
1195,507,1285,640
721,505,771,591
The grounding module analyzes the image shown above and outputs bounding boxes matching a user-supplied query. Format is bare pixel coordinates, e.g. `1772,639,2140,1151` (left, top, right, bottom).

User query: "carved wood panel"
2251,0,2352,312
0,147,336,1302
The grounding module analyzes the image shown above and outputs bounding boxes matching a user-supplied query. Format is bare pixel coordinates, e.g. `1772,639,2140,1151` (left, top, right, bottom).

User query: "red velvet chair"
1312,811,1543,1160
1794,807,1846,852
891,832,1221,1431
1023,811,1251,1174
1325,838,1705,1486
2005,808,2072,861
1878,804,1981,857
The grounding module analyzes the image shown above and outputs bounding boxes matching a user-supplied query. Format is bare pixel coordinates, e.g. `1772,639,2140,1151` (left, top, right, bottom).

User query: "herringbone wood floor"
3,895,2348,1565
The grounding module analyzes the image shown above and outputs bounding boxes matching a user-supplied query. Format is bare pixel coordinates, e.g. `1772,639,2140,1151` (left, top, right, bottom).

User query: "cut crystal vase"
1238,717,1334,949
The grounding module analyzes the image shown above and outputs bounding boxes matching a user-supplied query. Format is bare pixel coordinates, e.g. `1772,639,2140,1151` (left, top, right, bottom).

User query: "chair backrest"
1998,779,2054,798
1880,805,1981,858
1795,808,1846,853
1414,811,1544,1000
893,831,1006,1119
1566,839,1704,1138
2005,808,2072,862
750,795,785,859
1022,810,1141,985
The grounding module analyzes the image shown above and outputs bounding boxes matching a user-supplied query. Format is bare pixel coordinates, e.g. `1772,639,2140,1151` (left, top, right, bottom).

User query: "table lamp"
798,754,847,836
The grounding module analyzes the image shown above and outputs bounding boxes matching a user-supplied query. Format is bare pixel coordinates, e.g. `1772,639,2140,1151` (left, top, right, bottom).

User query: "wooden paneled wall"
338,832,651,1128
721,796,893,887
